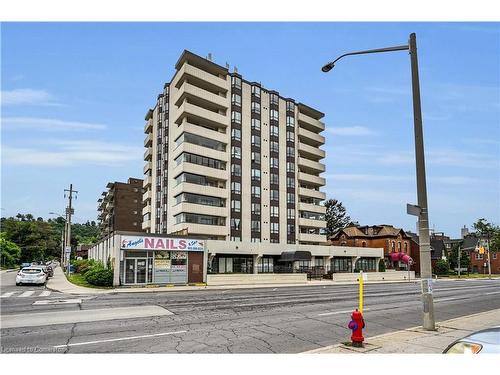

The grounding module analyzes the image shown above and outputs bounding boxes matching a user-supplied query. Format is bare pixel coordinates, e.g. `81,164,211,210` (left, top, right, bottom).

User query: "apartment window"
251,237,261,243
270,157,279,168
286,146,295,158
270,109,279,121
251,101,261,114
270,141,279,153
286,162,295,173
270,173,279,185
287,193,295,204
475,253,483,260
231,93,242,106
287,224,295,236
251,86,261,98
287,177,295,188
286,101,294,112
249,168,260,181
175,213,225,226
231,164,242,177
251,151,261,164
176,132,226,152
270,125,279,136
231,111,241,124
251,203,261,215
287,208,295,219
270,190,279,201
270,93,279,105
300,211,325,220
230,218,241,231
251,135,261,147
231,146,241,159
251,185,261,198
231,128,241,141
175,152,225,170
251,118,261,131
231,200,241,212
286,116,295,127
231,236,241,242
251,220,261,232
271,222,279,234
231,181,241,194
231,76,242,89
270,206,279,217
176,193,225,207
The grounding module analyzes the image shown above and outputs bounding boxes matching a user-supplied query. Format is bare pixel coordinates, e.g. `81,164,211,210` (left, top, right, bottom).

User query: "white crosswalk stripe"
1,290,53,298
19,291,35,297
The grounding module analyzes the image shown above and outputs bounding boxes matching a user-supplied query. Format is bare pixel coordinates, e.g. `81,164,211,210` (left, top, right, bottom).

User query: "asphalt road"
1,269,499,353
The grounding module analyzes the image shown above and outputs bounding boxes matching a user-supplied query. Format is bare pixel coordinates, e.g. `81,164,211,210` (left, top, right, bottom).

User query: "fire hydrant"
348,309,365,347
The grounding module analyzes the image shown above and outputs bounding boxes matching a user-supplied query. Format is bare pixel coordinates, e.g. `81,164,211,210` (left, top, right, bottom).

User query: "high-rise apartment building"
97,177,144,237
142,50,326,246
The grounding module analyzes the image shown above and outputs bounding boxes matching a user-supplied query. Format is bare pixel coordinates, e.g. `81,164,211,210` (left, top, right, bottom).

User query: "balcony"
144,118,153,134
143,161,152,174
171,182,227,200
298,171,325,187
299,217,327,229
172,63,228,93
298,142,325,161
172,160,227,182
174,102,228,129
172,141,228,164
178,121,227,145
298,202,326,215
298,112,325,132
142,204,152,216
144,133,153,147
298,157,325,174
144,147,152,161
142,189,152,203
298,232,327,243
298,187,326,200
143,175,152,188
171,202,227,218
142,219,151,231
170,222,228,238
298,127,325,146
174,81,228,111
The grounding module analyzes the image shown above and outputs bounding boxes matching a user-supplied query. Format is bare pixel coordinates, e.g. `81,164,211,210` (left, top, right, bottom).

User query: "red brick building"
462,235,500,274
330,224,413,270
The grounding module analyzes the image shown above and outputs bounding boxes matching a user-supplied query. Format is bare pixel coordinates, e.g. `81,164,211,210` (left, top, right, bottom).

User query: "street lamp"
49,212,67,268
322,33,435,331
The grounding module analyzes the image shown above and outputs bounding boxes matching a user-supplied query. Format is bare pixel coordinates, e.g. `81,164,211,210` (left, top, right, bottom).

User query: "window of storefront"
257,257,274,273
332,257,352,273
356,257,377,272
213,256,253,274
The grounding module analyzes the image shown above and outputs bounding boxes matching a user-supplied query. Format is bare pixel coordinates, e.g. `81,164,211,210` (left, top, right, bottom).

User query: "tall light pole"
64,184,78,276
49,212,66,266
322,33,435,331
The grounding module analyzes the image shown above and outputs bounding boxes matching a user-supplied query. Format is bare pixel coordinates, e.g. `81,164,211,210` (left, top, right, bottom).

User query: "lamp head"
321,63,334,72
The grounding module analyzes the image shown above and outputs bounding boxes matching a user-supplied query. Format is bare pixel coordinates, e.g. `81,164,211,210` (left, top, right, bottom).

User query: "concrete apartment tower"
142,50,326,245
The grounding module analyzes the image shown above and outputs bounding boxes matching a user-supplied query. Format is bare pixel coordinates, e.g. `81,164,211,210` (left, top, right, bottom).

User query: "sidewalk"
304,308,500,353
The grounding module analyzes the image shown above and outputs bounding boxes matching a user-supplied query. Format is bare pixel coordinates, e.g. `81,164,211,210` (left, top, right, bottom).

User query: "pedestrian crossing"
1,290,53,298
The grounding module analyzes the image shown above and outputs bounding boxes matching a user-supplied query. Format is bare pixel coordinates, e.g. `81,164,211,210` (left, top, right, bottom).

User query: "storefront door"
124,258,148,284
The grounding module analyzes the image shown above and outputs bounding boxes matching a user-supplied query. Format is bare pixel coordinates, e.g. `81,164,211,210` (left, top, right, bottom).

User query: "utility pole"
409,33,435,331
64,184,78,275
486,233,492,279
458,244,461,278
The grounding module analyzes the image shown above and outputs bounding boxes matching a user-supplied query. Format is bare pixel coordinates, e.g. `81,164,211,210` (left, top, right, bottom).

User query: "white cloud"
327,126,376,136
1,88,61,106
2,140,143,167
2,117,107,132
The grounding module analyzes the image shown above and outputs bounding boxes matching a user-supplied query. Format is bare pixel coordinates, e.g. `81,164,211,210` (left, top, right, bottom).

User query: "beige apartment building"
138,50,381,275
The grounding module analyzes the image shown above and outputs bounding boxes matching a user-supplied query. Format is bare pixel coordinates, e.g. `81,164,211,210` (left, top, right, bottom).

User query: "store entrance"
124,258,150,284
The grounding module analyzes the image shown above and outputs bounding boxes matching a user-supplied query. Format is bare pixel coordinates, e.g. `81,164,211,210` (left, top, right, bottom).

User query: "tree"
448,242,470,272
434,259,450,275
324,199,351,238
473,218,499,252
0,233,21,268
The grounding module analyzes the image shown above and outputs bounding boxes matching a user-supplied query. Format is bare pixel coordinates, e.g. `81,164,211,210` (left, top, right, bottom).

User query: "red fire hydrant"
348,309,365,347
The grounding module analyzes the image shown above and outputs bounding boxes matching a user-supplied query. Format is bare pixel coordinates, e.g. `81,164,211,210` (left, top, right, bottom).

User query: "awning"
279,251,312,262
389,252,413,264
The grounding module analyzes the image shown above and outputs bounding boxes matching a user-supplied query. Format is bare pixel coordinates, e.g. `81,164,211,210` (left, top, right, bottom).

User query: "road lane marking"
33,298,81,305
19,291,35,297
53,330,187,348
39,291,51,297
318,308,371,317
0,305,174,329
484,291,500,295
1,292,16,298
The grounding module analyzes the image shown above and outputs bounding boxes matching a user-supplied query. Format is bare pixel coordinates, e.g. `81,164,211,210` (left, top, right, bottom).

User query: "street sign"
65,246,71,255
421,278,433,294
406,203,421,217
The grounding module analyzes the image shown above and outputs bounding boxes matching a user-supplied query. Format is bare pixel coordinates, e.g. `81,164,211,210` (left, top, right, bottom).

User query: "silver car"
444,327,500,354
16,267,48,286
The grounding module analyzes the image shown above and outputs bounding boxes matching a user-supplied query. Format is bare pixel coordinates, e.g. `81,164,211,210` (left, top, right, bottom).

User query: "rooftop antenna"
207,53,212,61
225,62,230,69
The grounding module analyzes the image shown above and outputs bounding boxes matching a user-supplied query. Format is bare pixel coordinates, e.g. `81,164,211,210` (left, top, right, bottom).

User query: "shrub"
71,259,97,275
84,267,113,286
378,259,386,272
435,259,450,275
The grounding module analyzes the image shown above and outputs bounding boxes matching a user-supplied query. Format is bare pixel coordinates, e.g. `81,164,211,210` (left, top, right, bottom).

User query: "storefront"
120,236,206,285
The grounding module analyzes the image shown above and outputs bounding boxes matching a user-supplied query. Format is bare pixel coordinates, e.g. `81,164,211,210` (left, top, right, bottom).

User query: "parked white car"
16,267,48,286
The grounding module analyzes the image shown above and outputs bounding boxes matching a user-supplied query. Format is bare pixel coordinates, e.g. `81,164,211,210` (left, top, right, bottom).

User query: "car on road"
16,267,48,286
443,327,500,354
19,262,31,270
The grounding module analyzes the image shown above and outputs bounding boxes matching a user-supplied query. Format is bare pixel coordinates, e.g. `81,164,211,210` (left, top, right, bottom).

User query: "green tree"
448,243,470,272
0,233,21,268
435,259,450,275
324,198,352,238
473,218,499,252
378,259,386,272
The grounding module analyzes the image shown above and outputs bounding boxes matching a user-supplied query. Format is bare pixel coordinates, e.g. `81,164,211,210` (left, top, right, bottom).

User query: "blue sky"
1,22,499,238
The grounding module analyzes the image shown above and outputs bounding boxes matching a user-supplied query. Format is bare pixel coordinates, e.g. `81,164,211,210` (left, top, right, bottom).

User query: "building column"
325,256,333,273
208,253,216,274
253,254,262,274
352,256,360,272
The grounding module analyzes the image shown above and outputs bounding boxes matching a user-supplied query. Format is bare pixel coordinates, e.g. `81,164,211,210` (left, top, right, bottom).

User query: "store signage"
121,236,205,251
